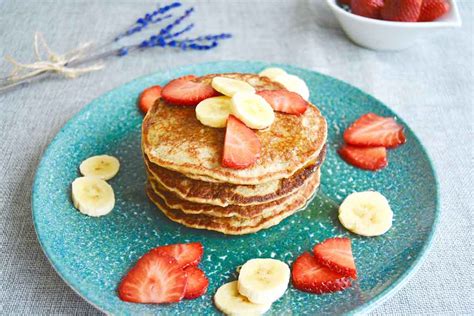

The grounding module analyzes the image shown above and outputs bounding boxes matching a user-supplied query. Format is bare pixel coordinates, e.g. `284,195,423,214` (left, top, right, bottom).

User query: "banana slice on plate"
338,191,393,237
79,155,120,180
71,176,115,217
273,74,310,101
231,92,275,129
259,67,287,80
196,96,232,128
214,281,271,316
212,77,256,97
237,258,290,305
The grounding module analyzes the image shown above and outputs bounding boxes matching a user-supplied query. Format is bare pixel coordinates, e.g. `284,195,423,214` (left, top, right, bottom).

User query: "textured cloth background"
0,0,472,315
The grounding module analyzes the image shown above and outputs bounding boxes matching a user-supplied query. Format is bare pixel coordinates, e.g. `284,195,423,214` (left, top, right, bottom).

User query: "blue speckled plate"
32,61,439,315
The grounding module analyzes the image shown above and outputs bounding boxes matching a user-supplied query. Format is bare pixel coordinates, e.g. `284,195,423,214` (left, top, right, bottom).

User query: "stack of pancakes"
142,73,327,235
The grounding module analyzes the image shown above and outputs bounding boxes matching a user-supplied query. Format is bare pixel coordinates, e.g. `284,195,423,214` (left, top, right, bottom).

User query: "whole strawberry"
381,0,423,22
419,0,450,21
352,0,385,19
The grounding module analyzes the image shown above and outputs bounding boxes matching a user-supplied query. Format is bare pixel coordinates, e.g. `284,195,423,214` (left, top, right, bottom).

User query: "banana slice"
79,155,120,180
212,77,256,97
214,281,271,316
237,258,290,304
273,74,310,101
71,176,115,217
196,96,232,128
338,191,393,237
231,92,275,129
259,67,287,80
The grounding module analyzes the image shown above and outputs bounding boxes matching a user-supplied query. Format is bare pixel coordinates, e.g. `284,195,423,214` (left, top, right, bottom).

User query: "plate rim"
32,60,440,315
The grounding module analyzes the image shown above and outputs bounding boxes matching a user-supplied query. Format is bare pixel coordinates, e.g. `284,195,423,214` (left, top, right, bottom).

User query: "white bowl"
326,0,462,51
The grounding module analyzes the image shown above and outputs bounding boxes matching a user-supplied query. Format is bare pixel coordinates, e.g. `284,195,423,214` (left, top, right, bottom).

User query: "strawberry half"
381,0,423,22
338,145,388,171
343,113,406,148
118,253,187,304
222,115,261,169
152,242,204,269
292,252,352,294
161,75,218,106
257,90,308,115
313,237,357,279
351,0,384,19
137,85,162,114
418,0,450,21
183,266,209,299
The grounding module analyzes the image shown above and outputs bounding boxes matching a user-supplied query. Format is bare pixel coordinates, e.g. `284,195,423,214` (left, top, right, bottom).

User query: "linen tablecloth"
1,0,472,314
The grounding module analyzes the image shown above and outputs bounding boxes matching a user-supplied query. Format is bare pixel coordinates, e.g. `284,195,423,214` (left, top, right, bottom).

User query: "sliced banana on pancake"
212,77,256,97
231,92,275,129
71,176,115,217
196,96,232,128
237,258,290,304
338,191,393,237
259,67,287,80
79,155,120,180
274,74,310,101
214,281,271,316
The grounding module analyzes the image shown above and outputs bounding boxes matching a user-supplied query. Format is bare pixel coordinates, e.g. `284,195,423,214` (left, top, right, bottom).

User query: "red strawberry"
338,0,351,5
118,253,187,303
222,115,261,169
137,85,162,114
338,145,388,171
343,113,406,148
313,237,357,279
183,266,209,299
292,252,352,294
381,0,423,22
419,0,450,21
351,0,384,19
152,242,203,269
257,90,308,115
161,75,218,106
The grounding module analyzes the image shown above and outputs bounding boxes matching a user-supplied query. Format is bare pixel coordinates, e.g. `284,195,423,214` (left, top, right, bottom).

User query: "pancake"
147,169,320,219
144,146,326,207
142,73,328,185
146,170,320,235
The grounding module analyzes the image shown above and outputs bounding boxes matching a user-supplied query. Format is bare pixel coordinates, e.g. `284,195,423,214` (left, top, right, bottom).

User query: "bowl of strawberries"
326,0,461,50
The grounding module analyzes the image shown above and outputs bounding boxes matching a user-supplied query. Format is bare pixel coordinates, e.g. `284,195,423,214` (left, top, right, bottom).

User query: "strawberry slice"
257,90,308,115
183,266,209,299
381,0,423,22
137,85,162,114
338,145,388,171
313,237,357,279
343,113,406,148
351,0,384,19
152,242,203,269
161,75,218,106
222,115,261,169
418,0,450,21
118,253,187,303
292,252,352,294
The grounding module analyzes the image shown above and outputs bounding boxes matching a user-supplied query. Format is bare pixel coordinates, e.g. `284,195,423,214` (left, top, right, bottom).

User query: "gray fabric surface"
0,0,472,315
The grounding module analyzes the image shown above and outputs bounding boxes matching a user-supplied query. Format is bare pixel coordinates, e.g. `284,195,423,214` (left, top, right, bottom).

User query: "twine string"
2,32,104,86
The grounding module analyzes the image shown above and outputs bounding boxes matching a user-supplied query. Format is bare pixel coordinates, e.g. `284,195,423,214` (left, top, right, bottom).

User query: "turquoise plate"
33,61,439,315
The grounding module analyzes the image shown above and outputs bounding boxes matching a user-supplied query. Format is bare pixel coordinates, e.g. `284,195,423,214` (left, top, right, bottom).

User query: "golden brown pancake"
142,73,327,185
147,169,320,219
144,146,326,207
146,170,320,235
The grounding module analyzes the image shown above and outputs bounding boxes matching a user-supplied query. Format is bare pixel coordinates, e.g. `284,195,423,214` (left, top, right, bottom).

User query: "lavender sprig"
0,2,232,94
114,2,182,41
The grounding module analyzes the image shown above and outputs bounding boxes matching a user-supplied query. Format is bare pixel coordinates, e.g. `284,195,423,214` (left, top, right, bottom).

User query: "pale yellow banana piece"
339,191,393,237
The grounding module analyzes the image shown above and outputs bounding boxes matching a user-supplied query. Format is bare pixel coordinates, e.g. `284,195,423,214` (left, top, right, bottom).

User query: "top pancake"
142,73,327,185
